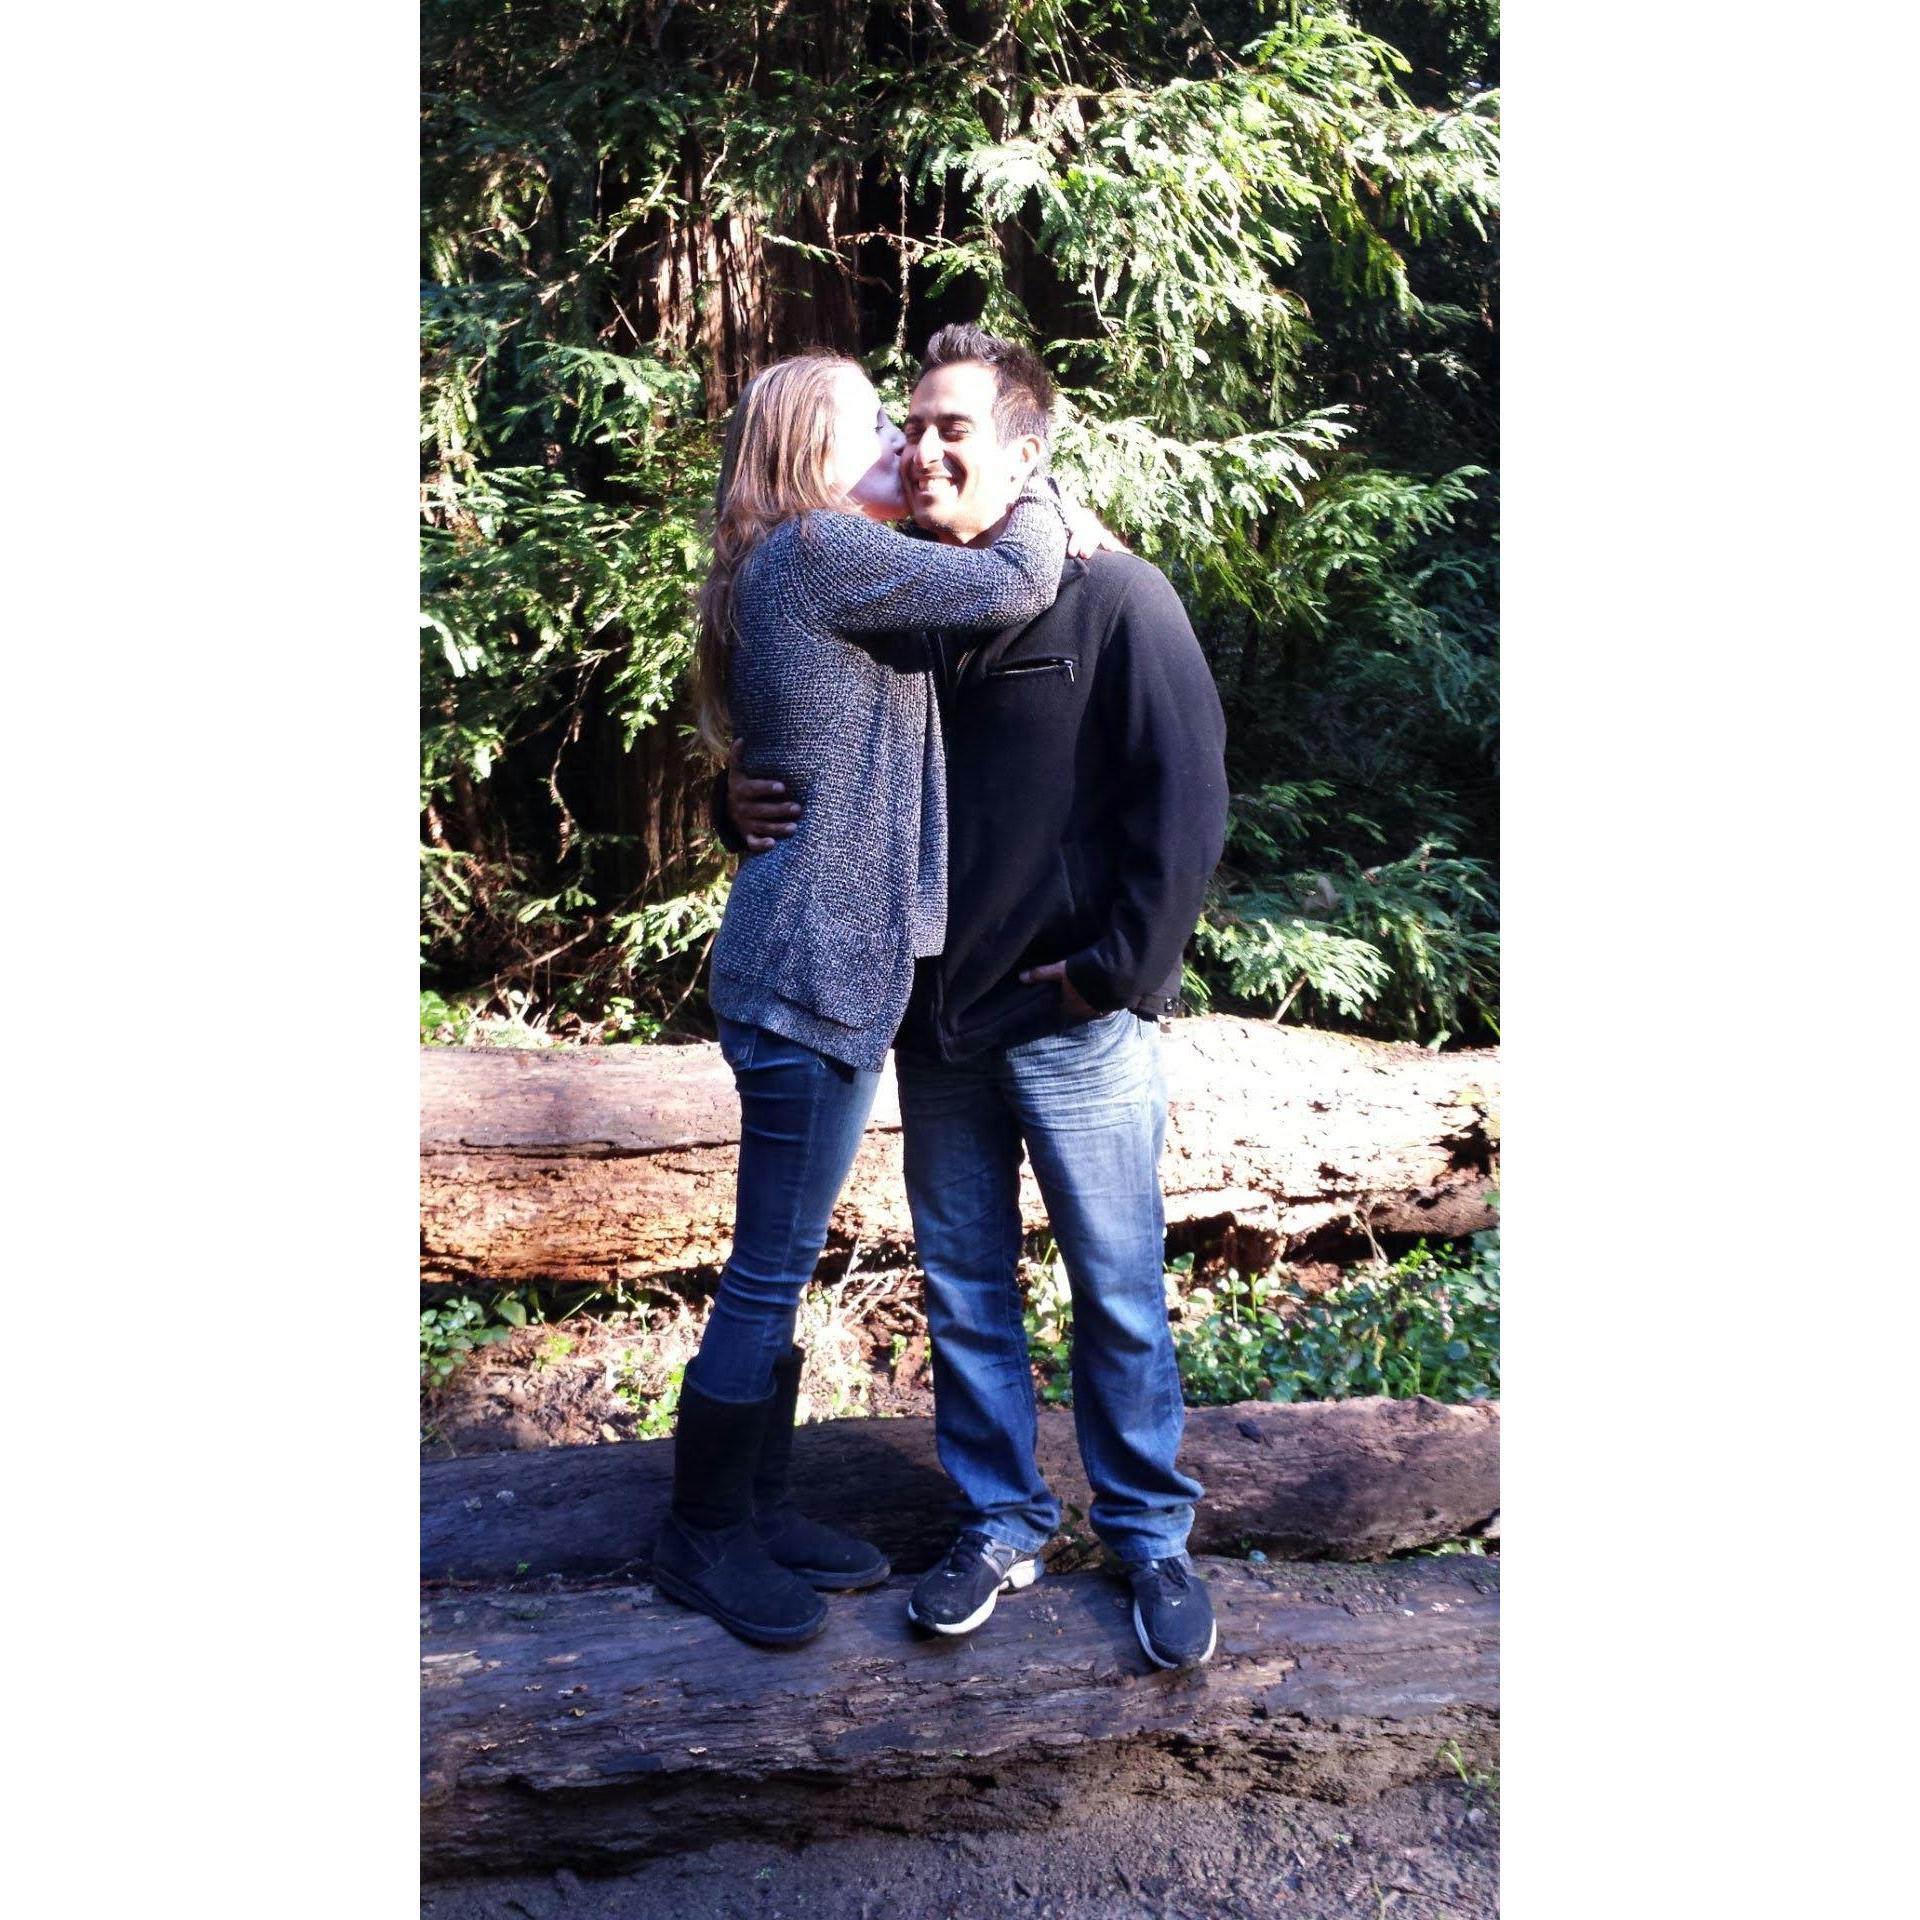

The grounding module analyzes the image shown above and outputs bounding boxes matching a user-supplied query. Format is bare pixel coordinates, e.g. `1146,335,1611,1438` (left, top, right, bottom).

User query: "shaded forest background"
421,0,1499,1048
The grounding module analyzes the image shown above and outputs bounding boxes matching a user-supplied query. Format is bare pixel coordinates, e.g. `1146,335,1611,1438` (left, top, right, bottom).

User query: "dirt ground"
420,1252,1351,1461
421,1778,1495,1919
422,1302,940,1459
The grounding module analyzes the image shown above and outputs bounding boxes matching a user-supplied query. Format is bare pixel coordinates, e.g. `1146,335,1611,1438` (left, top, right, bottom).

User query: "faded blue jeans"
688,1016,883,1404
896,1009,1200,1565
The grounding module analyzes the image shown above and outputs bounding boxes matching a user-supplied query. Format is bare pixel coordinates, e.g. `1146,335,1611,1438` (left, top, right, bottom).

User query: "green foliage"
421,1291,540,1389
790,1285,880,1420
1438,1734,1500,1807
1177,1232,1500,1405
420,989,477,1046
1193,900,1394,1024
1024,1229,1499,1409
606,876,729,974
610,1354,685,1440
595,996,663,1045
421,1,1499,1042
1022,1245,1077,1405
1197,838,1498,1041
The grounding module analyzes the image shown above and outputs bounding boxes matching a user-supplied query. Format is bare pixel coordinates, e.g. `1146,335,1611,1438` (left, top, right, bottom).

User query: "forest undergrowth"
422,1218,1499,1447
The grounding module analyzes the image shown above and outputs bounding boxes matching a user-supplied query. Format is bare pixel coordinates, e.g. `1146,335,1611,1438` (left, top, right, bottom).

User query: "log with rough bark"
420,1017,1498,1287
421,1396,1498,1585
420,1553,1498,1879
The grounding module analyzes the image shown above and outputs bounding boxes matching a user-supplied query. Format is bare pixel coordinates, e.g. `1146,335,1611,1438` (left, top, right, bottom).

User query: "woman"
655,352,1083,1647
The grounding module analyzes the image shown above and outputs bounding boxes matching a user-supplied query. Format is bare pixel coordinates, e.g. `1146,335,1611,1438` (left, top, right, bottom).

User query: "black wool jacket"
719,549,1229,1064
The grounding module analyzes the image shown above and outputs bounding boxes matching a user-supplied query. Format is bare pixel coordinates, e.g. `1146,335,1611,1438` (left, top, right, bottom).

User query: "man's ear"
1005,432,1045,486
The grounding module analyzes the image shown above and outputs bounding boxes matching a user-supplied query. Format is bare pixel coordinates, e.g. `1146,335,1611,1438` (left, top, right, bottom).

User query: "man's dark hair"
918,324,1055,448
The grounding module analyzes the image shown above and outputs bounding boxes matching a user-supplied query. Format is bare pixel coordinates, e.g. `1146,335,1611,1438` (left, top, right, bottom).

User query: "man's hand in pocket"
1019,959,1100,1023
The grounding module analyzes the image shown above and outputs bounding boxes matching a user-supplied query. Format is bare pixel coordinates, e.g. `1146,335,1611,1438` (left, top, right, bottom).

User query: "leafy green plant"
591,996,664,1046
1176,1230,1500,1406
610,1353,685,1440
1022,1245,1077,1404
419,989,476,1046
790,1283,879,1419
1173,1267,1295,1405
1019,1225,1499,1407
1197,836,1498,1043
421,1294,522,1389
1439,1737,1499,1807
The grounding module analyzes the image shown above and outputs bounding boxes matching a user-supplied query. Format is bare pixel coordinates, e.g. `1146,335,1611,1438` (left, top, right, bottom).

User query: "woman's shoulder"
746,508,871,577
759,506,874,546
795,507,892,550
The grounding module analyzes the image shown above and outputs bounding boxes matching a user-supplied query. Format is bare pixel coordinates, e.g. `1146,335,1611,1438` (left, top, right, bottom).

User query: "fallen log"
420,1553,1498,1879
422,1395,1499,1585
421,1016,1498,1287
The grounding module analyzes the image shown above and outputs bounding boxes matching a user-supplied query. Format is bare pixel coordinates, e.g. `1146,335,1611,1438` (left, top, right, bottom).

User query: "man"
718,325,1229,1669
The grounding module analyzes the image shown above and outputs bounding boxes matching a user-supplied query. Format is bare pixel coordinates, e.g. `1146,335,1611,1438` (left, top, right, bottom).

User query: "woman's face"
828,369,908,519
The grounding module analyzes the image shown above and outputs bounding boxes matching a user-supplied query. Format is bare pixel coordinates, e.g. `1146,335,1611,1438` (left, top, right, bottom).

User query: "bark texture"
420,1017,1498,1287
422,1396,1499,1585
420,1554,1499,1878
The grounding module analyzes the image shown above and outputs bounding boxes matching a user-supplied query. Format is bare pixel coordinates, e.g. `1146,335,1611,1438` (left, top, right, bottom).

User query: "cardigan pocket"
767,916,902,1030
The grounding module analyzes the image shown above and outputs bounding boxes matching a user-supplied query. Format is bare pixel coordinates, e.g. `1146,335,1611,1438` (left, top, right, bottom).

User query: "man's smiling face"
900,360,1042,546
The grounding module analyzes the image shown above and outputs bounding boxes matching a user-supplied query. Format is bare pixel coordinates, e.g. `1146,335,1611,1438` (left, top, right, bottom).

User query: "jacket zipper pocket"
985,656,1076,684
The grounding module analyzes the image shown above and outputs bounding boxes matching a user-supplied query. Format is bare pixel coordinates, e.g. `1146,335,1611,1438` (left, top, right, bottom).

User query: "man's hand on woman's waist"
727,740,800,852
726,743,1126,1028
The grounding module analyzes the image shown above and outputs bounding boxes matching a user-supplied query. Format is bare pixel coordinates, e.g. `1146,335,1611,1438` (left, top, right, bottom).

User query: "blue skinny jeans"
687,1016,882,1404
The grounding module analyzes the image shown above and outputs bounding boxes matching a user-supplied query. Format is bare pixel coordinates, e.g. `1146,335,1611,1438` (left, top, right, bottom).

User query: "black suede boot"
753,1347,891,1590
652,1372,830,1647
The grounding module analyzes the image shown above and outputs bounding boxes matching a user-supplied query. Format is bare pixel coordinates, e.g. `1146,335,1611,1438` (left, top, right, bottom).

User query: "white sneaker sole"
1133,1601,1218,1671
908,1555,1043,1636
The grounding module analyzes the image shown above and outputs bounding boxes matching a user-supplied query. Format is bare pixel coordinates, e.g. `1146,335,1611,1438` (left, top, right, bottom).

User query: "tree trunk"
422,1395,1497,1585
420,1017,1498,1287
420,1554,1498,1878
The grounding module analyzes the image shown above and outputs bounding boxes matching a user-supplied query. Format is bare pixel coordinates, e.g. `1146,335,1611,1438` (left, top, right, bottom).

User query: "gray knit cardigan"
708,481,1070,1070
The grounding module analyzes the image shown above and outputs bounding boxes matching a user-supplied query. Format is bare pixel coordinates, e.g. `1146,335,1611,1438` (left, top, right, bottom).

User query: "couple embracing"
654,325,1229,1673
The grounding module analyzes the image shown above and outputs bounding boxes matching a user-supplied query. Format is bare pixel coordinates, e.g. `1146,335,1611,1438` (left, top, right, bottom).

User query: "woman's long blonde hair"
692,352,861,762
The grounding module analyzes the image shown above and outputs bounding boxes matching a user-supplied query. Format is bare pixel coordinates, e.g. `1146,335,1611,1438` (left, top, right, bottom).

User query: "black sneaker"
1127,1555,1217,1670
906,1530,1043,1635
